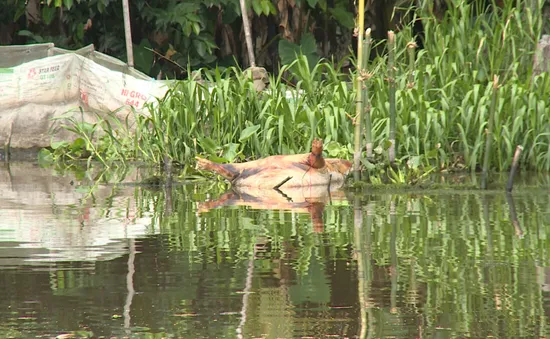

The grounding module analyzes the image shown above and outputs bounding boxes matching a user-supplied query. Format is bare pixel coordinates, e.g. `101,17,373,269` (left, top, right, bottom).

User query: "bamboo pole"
363,29,373,160
353,0,366,181
481,75,499,189
388,31,396,164
240,0,256,67
122,0,134,69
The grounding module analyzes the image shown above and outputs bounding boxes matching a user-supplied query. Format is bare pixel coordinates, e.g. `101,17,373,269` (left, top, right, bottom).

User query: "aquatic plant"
365,0,548,172
120,56,354,166
40,108,136,168
43,0,550,177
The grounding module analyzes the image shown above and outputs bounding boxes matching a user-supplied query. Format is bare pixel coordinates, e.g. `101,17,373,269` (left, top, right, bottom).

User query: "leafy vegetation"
39,0,550,182
3,0,358,77
42,56,358,171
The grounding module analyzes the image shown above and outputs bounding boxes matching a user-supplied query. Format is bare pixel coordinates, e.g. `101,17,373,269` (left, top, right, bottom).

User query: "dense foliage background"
5,0,550,175
2,0,354,77
4,0,534,78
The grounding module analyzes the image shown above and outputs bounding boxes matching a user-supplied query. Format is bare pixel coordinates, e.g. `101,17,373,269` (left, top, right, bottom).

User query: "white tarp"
0,43,169,149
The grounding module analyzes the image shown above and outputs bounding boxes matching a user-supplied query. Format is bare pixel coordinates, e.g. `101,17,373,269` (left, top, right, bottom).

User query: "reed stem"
388,31,396,164
407,41,417,87
363,29,373,160
353,0,366,181
481,75,499,189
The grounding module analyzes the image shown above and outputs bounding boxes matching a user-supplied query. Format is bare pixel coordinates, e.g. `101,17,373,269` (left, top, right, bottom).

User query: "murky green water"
0,163,549,338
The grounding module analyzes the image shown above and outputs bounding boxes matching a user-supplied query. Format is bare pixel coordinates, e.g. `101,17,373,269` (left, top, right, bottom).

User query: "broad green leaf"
222,5,239,24
360,158,376,170
193,39,206,58
329,7,355,29
14,6,26,21
79,122,95,135
134,39,153,74
407,155,421,170
239,125,260,142
262,0,276,15
192,22,201,35
42,6,56,25
307,0,318,8
70,138,86,151
51,141,69,150
222,143,240,163
183,22,192,37
325,141,342,157
425,149,438,159
300,33,317,55
97,0,105,13
278,39,299,65
63,0,73,9
17,30,39,41
251,0,262,15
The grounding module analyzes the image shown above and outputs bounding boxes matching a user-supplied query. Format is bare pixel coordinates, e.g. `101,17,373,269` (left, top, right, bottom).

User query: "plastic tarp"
0,43,169,150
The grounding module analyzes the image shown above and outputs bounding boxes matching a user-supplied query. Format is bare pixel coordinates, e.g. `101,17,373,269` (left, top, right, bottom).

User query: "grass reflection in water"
140,182,550,338
0,166,549,338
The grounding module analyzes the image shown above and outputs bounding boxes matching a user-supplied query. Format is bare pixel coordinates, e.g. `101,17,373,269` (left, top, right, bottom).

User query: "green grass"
43,0,550,176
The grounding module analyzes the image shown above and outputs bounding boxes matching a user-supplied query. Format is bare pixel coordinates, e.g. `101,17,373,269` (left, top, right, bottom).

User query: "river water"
0,162,549,338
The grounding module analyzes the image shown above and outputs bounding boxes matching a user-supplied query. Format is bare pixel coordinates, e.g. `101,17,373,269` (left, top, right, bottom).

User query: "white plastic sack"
0,44,169,149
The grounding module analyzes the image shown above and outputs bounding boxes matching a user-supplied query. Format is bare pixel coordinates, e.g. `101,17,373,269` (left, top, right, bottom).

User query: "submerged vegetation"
42,0,550,182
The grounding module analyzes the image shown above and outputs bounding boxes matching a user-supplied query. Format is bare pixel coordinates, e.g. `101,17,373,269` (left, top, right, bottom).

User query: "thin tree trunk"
240,0,256,67
122,0,134,68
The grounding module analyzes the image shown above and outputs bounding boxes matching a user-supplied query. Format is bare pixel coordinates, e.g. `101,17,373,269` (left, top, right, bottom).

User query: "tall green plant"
45,1,550,175
132,58,355,166
365,0,547,173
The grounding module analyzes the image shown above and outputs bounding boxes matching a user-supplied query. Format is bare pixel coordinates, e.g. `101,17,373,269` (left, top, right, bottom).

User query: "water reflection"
0,163,549,338
0,162,156,265
198,185,348,233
